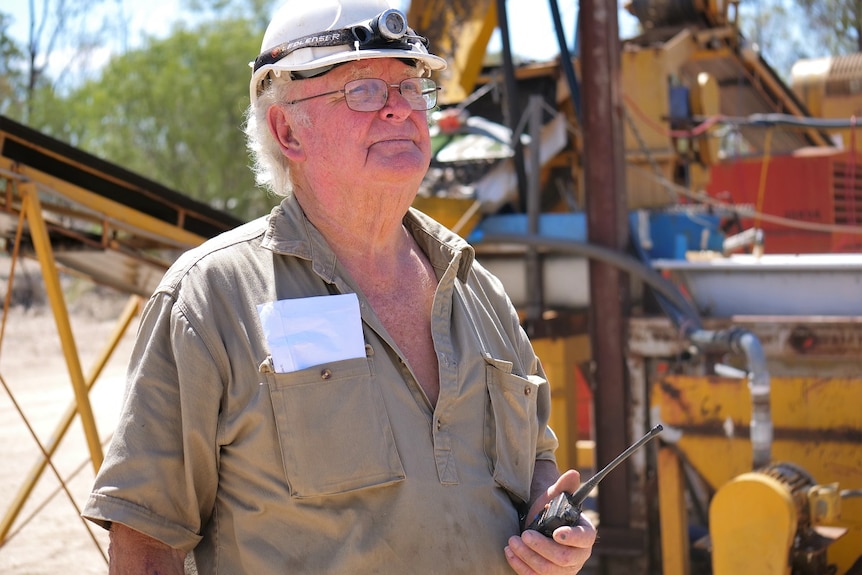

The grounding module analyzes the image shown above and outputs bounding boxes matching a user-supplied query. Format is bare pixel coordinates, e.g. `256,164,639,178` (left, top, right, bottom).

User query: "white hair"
243,73,307,197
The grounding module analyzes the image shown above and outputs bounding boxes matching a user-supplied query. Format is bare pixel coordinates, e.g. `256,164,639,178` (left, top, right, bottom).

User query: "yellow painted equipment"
792,53,862,150
407,1,862,572
407,0,498,105
410,195,483,237
5,0,862,571
532,334,593,472
710,470,798,575
653,374,862,575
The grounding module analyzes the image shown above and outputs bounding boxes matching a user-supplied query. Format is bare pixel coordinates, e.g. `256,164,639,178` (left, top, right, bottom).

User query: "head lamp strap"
253,27,428,73
254,29,353,72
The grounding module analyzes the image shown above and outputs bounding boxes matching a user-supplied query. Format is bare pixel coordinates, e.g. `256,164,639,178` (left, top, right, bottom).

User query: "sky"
4,0,642,80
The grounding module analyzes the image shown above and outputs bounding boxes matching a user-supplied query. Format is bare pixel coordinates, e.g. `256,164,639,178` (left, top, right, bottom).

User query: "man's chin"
367,148,430,175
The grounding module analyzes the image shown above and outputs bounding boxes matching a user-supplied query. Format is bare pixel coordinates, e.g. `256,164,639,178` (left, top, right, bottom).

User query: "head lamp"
360,9,408,42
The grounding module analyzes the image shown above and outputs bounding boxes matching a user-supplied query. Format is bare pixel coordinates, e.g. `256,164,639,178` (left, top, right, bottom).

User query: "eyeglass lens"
343,78,437,112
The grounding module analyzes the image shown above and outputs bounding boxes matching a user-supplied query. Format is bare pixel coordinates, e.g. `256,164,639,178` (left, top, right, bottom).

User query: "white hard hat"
249,0,447,103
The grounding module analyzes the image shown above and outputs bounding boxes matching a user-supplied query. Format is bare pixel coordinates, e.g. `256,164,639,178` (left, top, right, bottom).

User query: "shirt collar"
404,207,475,283
261,195,475,284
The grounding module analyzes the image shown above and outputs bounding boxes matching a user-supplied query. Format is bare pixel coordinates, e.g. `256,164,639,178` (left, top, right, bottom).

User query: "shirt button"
321,369,333,380
436,419,442,430
524,385,532,396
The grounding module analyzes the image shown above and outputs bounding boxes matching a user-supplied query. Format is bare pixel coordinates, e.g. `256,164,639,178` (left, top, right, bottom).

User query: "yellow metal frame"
0,118,229,561
0,182,146,544
531,334,592,472
0,157,205,250
408,0,498,104
654,375,862,575
658,446,690,575
0,169,207,550
21,183,104,469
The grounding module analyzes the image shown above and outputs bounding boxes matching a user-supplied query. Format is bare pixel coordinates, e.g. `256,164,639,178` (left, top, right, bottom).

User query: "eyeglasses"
285,77,439,112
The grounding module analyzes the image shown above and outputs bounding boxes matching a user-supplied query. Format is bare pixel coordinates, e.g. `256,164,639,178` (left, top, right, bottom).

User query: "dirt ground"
0,267,137,574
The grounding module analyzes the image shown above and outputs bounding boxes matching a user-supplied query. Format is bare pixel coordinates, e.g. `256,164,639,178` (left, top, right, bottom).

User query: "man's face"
279,58,433,195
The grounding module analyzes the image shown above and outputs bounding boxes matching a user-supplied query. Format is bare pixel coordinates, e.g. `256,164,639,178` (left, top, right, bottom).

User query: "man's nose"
379,85,413,118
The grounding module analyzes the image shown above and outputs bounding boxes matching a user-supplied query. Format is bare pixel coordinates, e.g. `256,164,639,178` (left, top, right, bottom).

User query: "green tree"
45,18,273,221
18,0,115,122
0,11,26,118
796,0,862,53
738,0,813,81
736,0,859,81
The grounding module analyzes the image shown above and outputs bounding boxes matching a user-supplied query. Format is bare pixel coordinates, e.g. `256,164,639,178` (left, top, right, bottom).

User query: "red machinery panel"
706,148,862,253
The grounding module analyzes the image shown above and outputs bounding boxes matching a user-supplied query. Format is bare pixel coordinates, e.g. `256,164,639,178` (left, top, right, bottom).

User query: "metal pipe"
580,0,631,539
525,96,544,326
494,0,529,211
687,328,773,469
628,219,774,470
722,227,764,255
738,330,772,469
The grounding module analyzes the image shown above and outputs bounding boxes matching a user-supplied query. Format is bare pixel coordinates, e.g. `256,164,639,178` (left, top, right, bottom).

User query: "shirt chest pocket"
265,357,405,498
484,355,543,504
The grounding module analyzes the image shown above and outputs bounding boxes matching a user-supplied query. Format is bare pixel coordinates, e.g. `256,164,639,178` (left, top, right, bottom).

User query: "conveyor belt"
0,115,244,296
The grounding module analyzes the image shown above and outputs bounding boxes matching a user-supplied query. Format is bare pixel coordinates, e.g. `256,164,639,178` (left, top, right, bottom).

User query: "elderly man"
82,0,596,573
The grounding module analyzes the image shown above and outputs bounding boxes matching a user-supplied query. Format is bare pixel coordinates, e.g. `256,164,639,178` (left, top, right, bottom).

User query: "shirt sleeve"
82,291,222,552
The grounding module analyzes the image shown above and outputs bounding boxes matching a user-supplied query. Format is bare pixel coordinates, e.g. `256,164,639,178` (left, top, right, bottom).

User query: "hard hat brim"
249,47,447,104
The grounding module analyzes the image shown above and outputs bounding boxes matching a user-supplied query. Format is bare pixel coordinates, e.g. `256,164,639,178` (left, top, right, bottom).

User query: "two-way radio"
525,424,664,537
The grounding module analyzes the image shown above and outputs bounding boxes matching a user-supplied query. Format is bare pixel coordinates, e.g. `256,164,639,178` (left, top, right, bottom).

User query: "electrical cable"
478,232,703,329
623,94,724,138
627,162,862,235
623,92,862,139
753,127,773,233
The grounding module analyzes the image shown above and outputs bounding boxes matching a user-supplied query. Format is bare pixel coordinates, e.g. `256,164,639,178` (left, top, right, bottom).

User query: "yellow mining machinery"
409,0,862,573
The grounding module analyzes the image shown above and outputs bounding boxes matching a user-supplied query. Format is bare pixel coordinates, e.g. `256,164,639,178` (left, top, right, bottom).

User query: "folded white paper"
257,293,365,373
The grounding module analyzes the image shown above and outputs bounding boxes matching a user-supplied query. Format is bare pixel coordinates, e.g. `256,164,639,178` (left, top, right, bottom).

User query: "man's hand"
108,523,186,575
504,469,596,574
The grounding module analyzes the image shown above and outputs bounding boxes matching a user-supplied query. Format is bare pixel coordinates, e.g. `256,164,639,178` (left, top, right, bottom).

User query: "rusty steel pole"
579,0,638,562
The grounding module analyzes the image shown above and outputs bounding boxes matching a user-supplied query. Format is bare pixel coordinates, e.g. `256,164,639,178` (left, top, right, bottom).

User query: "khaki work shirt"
83,196,558,574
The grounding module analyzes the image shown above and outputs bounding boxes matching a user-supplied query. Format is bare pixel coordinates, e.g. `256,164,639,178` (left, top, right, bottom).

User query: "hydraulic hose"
548,0,581,118
480,231,773,468
479,233,703,325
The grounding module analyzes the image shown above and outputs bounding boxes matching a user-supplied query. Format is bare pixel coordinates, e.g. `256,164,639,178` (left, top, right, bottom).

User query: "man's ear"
266,105,305,162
